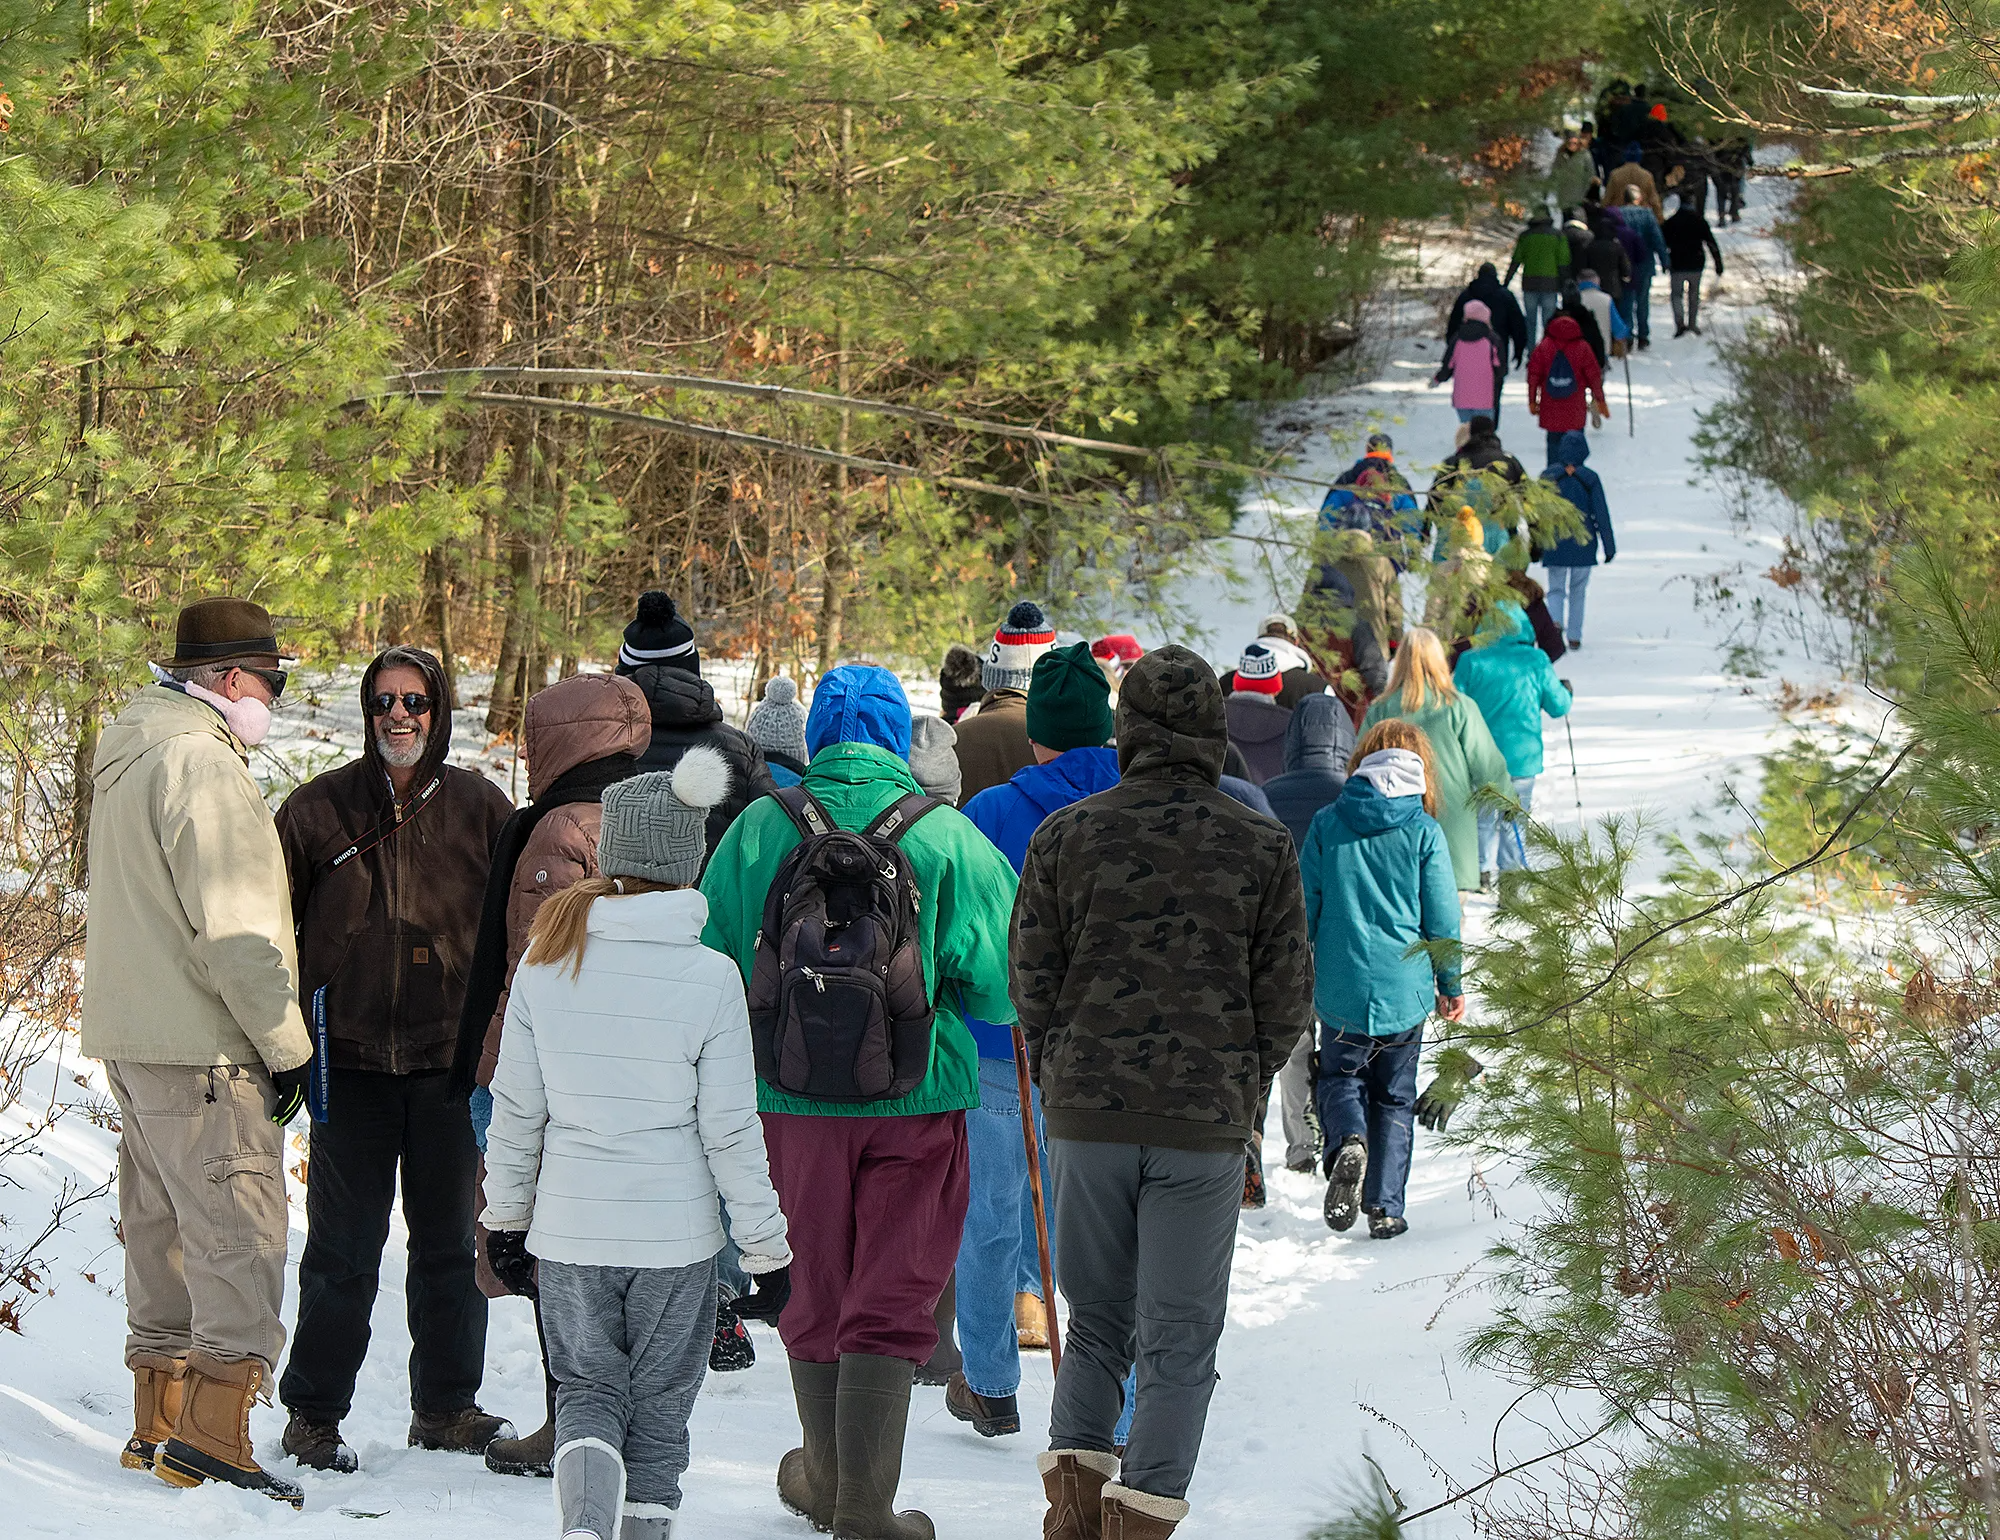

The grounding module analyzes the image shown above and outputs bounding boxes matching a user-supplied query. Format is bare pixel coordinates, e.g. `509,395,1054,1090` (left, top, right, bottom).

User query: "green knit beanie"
1025,640,1115,753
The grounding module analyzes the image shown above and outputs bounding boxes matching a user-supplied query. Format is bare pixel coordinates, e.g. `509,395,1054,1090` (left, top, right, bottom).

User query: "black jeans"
280,1068,486,1421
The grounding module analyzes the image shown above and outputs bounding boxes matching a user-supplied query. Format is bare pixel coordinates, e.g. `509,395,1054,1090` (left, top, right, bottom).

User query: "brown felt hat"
157,598,292,670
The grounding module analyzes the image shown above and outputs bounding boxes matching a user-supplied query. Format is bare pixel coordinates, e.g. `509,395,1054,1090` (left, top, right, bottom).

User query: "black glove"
1415,1048,1486,1133
727,1266,792,1324
269,1063,311,1125
486,1229,539,1299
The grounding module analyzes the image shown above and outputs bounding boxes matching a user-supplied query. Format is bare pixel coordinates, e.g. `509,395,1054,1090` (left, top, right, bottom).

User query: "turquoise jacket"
1452,604,1573,778
1302,779,1463,1036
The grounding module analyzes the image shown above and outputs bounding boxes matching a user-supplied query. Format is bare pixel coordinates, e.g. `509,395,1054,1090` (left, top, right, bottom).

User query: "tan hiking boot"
121,1353,185,1471
1037,1450,1119,1540
1101,1483,1189,1540
1015,1292,1049,1349
155,1352,303,1508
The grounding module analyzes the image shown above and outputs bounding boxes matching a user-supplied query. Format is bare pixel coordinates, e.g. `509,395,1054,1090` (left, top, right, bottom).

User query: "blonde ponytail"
522,874,678,978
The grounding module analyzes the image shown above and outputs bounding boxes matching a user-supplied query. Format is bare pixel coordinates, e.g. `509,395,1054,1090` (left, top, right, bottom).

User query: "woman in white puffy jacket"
482,748,790,1540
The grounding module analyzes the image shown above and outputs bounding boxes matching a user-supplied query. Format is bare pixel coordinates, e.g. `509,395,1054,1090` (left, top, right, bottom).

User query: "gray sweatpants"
539,1255,719,1509
1670,269,1704,332
1046,1138,1243,1500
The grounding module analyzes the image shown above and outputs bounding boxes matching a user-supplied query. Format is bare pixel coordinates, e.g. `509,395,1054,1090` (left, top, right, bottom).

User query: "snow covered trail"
2,174,1826,1539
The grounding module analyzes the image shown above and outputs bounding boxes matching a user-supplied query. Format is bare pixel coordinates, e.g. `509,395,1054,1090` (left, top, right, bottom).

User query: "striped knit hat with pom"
982,600,1057,692
616,590,699,676
1233,642,1284,696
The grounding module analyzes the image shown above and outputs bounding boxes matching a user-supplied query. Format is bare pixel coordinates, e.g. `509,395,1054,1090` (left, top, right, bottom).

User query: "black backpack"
747,786,942,1102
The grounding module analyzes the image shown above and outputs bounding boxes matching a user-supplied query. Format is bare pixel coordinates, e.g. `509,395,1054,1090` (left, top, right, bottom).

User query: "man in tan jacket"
82,598,313,1509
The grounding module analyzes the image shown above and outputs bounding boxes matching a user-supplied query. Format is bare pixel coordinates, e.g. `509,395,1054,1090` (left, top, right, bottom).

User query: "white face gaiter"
181,679,274,748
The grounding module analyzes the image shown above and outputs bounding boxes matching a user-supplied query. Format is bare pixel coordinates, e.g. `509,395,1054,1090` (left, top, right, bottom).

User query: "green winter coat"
1361,688,1511,891
698,740,1018,1117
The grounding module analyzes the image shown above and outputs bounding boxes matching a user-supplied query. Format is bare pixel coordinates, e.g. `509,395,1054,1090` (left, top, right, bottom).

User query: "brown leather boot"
1100,1482,1188,1540
121,1353,185,1471
154,1352,303,1508
1037,1450,1119,1540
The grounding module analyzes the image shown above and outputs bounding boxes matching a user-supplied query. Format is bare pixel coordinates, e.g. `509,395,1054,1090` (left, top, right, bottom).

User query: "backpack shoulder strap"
773,785,837,840
865,792,944,845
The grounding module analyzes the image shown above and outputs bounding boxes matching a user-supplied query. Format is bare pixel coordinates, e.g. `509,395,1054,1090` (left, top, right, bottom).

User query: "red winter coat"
1526,315,1606,434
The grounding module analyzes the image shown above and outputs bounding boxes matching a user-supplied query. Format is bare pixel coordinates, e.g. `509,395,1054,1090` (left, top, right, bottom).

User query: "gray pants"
1277,1034,1316,1168
540,1255,719,1509
1047,1139,1242,1501
1671,269,1703,332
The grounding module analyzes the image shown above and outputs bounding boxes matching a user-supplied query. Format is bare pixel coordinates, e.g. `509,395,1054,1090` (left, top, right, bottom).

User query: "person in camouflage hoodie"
1010,645,1314,1540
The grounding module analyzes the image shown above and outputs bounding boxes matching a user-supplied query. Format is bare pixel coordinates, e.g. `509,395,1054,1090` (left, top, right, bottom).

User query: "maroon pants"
761,1109,969,1365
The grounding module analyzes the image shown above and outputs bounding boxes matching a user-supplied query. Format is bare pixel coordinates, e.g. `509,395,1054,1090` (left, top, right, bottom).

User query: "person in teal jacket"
1301,719,1464,1240
698,663,1018,1539
1451,603,1573,885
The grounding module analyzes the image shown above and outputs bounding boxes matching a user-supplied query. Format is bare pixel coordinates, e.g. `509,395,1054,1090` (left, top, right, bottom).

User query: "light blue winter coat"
1451,604,1573,779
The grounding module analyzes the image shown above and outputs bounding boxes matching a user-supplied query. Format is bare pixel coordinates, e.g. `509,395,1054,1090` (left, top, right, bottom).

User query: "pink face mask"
181,679,274,748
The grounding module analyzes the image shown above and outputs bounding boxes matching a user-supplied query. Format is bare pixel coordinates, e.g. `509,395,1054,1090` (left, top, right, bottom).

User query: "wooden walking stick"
1012,1024,1062,1376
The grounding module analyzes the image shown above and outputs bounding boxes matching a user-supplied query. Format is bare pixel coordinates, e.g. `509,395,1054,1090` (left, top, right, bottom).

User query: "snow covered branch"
1749,136,2000,178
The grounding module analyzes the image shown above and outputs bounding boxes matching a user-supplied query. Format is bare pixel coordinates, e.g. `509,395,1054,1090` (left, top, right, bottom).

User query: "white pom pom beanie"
596,746,733,886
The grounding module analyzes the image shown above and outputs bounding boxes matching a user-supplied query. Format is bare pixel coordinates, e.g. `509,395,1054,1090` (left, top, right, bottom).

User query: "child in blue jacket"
1452,603,1572,885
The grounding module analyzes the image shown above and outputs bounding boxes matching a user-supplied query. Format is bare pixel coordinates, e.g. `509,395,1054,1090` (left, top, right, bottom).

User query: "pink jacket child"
1434,299,1506,415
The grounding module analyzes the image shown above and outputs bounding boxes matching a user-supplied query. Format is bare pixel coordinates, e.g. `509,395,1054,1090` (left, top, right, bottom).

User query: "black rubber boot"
832,1354,933,1540
914,1274,960,1387
1323,1135,1368,1233
779,1358,839,1533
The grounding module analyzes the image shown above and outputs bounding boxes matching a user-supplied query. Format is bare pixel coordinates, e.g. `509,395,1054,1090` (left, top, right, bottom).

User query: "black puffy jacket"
623,663,777,863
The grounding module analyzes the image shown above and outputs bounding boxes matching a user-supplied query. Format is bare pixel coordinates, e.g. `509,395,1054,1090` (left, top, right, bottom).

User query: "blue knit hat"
804,665,912,759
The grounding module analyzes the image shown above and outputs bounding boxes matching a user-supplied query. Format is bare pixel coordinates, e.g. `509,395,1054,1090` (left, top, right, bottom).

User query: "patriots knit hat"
908,715,963,805
1233,642,1284,696
982,600,1057,692
1027,641,1116,753
745,676,809,766
617,591,699,676
596,747,733,887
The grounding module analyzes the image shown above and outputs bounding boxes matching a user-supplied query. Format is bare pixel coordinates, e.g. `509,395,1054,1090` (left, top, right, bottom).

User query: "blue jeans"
1522,288,1560,347
1477,776,1536,873
956,1058,1049,1399
1544,564,1593,642
1456,405,1499,425
468,1084,493,1152
1314,1026,1424,1219
1630,263,1655,340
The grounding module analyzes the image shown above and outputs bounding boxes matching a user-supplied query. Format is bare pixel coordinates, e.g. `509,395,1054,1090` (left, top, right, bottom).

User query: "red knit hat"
1091,633,1143,664
1649,102,1668,121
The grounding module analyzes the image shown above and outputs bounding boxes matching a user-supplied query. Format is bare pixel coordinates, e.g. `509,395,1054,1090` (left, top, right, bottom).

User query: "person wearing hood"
1224,642,1297,785
1583,215,1634,333
1526,312,1608,461
1616,184,1672,348
1012,646,1313,1540
1301,720,1465,1240
1664,191,1725,337
1445,266,1528,369
274,648,516,1474
699,665,1019,1540
1505,215,1573,346
1556,280,1608,369
1540,430,1617,649
1432,297,1508,424
947,643,1122,1442
83,599,313,1507
1605,143,1663,218
1429,416,1528,559
746,676,810,786
451,668,652,1478
955,601,1057,802
1451,604,1573,888
613,592,775,862
1574,269,1627,357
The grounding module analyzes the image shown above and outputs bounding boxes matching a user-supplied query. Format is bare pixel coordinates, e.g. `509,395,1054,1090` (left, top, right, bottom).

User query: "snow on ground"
2,170,1826,1539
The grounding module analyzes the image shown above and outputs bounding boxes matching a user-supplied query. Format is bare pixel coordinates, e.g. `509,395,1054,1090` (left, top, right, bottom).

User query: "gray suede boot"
831,1354,932,1540
618,1500,674,1540
778,1358,839,1533
554,1438,626,1540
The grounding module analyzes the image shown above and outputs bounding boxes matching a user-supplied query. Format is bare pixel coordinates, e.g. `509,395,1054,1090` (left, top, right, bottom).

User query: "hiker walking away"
1550,132,1598,218
746,677,810,787
1526,312,1608,463
1664,192,1725,337
700,664,1019,1540
1445,265,1528,372
1432,298,1508,425
1539,430,1617,650
1301,721,1464,1239
1605,144,1663,219
948,643,1122,1440
1666,135,1715,218
1219,613,1333,708
1574,269,1629,359
275,648,515,1474
1430,415,1527,558
1224,642,1298,785
482,752,792,1540
83,599,311,1506
1583,214,1634,347
1360,628,1511,893
1013,646,1314,1540
453,669,653,1479
1635,100,1685,188
1505,213,1572,347
1091,634,1144,697
909,714,965,806
954,600,1058,802
1557,279,1607,369
1561,212,1594,284
1714,136,1752,224
938,644,986,725
1451,604,1573,890
1617,185,1671,349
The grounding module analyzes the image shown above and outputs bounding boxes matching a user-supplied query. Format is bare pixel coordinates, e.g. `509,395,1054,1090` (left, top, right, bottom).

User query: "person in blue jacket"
1301,720,1464,1240
949,641,1121,1440
1451,603,1572,887
1539,429,1616,648
1614,184,1672,347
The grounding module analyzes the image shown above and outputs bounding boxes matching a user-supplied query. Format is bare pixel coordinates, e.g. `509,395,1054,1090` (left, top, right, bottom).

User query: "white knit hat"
596,747,732,886
745,676,809,766
983,601,1057,692
1233,642,1284,695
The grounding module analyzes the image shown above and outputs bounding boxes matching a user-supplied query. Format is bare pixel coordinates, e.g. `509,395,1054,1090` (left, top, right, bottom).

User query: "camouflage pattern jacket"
1009,645,1316,1153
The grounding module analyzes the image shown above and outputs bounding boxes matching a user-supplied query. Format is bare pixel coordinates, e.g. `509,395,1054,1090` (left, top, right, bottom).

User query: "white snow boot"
554,1438,627,1540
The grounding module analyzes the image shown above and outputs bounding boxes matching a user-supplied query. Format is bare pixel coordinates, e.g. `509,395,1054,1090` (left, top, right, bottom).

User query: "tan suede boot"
121,1353,185,1471
1100,1482,1189,1540
1037,1450,1119,1540
155,1352,303,1508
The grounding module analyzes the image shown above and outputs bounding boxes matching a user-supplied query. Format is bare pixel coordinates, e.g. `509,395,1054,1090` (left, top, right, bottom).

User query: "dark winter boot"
914,1274,961,1386
282,1411,358,1473
486,1418,555,1477
831,1353,932,1540
1323,1135,1368,1233
123,1353,185,1471
778,1358,839,1533
409,1405,515,1453
945,1372,1020,1437
1038,1449,1119,1540
154,1352,305,1508
1368,1209,1410,1240
1100,1482,1188,1539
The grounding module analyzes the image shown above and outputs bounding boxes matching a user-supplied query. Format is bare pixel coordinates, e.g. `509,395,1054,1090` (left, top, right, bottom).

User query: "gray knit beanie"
595,747,733,886
908,715,963,806
745,675,809,766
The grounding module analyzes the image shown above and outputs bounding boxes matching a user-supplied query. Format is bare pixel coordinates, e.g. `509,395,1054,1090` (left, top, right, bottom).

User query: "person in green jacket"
1301,718,1464,1239
699,663,1018,1540
1451,603,1573,887
1360,626,1511,892
1503,212,1573,347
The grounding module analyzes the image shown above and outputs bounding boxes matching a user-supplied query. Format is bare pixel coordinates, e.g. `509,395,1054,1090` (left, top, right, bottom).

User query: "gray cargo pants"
1046,1138,1243,1501
539,1255,719,1509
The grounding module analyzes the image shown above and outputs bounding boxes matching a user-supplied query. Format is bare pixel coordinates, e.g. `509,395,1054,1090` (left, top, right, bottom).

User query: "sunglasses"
368,691,434,717
238,666,288,701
